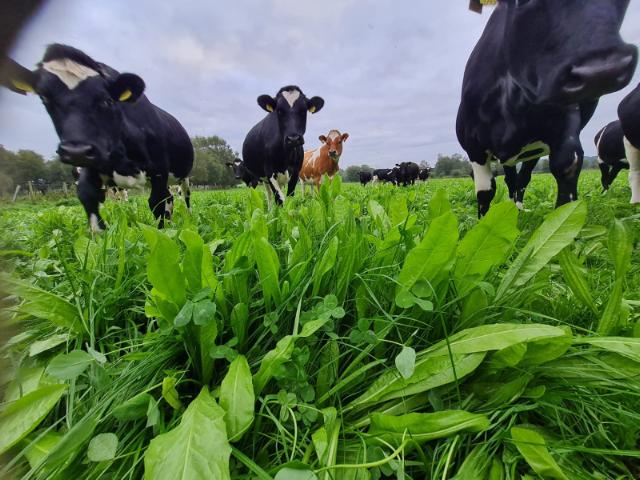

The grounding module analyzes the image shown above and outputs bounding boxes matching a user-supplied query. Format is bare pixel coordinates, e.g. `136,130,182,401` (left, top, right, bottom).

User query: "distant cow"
300,130,349,193
418,168,432,181
33,178,48,195
395,162,420,186
457,1,637,217
242,86,324,204
1,44,194,231
595,120,628,191
372,169,397,184
359,171,373,185
226,158,259,188
618,83,640,203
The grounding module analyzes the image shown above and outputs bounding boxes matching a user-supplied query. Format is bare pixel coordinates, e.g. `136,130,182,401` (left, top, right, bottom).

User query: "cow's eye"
101,98,115,108
515,0,531,6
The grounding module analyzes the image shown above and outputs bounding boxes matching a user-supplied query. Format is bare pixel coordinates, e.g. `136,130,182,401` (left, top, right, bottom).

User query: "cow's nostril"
57,142,97,166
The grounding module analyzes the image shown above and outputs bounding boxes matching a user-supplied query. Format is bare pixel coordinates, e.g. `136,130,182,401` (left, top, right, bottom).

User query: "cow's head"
502,0,637,104
319,130,349,162
226,158,246,179
1,44,145,171
257,86,324,149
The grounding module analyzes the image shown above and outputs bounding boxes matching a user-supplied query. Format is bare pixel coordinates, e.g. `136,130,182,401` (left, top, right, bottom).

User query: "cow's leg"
503,165,518,202
471,159,495,218
515,158,539,208
181,177,192,212
286,166,301,199
607,162,627,190
269,174,286,205
550,144,583,207
149,174,172,228
623,136,640,204
77,168,106,232
598,158,612,191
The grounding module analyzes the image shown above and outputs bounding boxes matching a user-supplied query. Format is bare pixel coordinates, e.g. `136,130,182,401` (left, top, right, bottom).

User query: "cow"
618,83,640,203
457,0,637,217
299,130,349,194
394,162,420,186
418,167,432,181
242,86,324,204
0,44,194,231
372,169,397,184
594,120,628,192
359,171,373,185
33,178,48,195
226,158,259,188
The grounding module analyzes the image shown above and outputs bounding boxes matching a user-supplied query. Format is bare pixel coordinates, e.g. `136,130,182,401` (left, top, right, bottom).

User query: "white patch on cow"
327,130,340,141
471,161,492,193
623,136,640,204
499,141,550,167
122,189,129,202
515,201,524,210
281,89,301,107
372,175,379,183
42,59,99,90
165,198,173,216
597,157,604,165
620,158,629,165
113,171,147,189
307,148,321,168
89,214,102,233
269,175,286,203
595,125,607,154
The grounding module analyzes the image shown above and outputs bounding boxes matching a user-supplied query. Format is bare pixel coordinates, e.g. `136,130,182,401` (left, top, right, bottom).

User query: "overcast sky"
1,0,639,168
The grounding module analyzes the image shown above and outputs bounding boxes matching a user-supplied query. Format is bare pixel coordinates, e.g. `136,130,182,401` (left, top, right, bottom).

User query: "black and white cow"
618,83,640,203
226,158,260,188
359,171,373,185
395,162,420,186
418,167,432,181
457,0,637,217
1,44,193,230
242,86,324,204
372,168,396,184
594,120,628,191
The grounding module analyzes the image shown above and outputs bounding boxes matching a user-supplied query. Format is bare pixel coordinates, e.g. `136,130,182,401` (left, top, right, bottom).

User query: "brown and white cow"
299,130,349,194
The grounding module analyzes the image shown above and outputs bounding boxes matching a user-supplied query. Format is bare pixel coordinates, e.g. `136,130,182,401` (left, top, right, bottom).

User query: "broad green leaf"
453,445,490,479
24,431,62,469
0,384,67,455
575,337,640,363
174,301,194,327
180,229,205,292
162,377,182,410
557,248,597,315
142,225,186,307
597,278,624,336
455,201,519,296
193,299,216,326
230,303,249,347
608,219,632,278
275,467,318,480
29,334,69,357
368,199,391,233
5,366,44,402
43,413,99,468
370,410,490,445
46,350,94,380
144,388,231,480
395,346,416,379
511,426,568,480
112,393,154,421
429,189,451,219
496,201,587,300
4,277,80,332
253,234,281,307
397,212,459,294
312,236,339,296
389,194,408,227
87,433,118,462
300,318,330,338
219,355,254,441
253,336,295,396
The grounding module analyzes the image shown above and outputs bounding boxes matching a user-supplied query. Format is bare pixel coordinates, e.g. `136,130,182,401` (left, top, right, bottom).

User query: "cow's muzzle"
285,135,304,147
57,142,98,167
562,46,637,99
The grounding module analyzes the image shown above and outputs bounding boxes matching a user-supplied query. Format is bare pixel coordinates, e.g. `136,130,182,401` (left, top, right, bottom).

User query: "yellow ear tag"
308,106,316,113
266,104,274,112
119,89,132,102
11,79,34,93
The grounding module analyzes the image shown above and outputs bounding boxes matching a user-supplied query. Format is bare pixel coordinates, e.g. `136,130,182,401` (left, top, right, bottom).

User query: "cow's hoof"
515,201,524,210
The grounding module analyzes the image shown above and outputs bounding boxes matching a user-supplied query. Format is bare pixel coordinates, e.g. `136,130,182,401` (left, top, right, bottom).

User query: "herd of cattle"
0,1,638,230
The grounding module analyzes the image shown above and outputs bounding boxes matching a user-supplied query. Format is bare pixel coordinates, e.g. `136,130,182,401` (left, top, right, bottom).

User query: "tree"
191,136,238,187
432,154,470,178
342,165,374,183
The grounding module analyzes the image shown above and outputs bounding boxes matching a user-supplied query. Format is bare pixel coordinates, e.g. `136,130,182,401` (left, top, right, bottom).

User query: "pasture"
0,170,639,479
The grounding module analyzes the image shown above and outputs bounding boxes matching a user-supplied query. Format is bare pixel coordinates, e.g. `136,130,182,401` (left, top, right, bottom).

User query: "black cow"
594,120,628,191
418,168,432,181
372,169,396,184
457,0,637,217
359,171,373,185
1,44,193,230
226,158,259,188
242,86,324,204
395,162,420,186
33,178,48,195
618,83,640,203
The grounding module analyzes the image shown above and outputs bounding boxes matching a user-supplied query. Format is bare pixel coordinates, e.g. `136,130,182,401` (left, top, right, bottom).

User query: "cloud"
0,0,639,170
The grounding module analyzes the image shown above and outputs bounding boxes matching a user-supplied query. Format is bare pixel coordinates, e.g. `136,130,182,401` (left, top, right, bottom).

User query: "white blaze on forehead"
42,59,99,90
327,130,341,141
281,89,301,107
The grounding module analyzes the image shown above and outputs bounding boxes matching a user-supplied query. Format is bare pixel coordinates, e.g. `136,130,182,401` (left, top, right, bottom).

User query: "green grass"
0,169,639,479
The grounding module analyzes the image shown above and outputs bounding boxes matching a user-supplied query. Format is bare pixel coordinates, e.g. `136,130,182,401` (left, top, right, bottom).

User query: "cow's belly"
489,141,550,166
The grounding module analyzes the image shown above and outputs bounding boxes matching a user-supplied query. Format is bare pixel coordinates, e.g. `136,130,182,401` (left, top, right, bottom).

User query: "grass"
0,169,639,479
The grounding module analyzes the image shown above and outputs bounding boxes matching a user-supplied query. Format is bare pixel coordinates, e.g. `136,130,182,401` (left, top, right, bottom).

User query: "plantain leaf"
219,355,254,441
511,426,568,480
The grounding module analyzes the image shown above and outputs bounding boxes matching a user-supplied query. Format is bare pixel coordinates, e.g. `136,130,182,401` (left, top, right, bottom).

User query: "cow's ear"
258,95,276,113
0,58,37,95
341,133,349,142
318,135,327,143
109,73,145,103
307,96,324,114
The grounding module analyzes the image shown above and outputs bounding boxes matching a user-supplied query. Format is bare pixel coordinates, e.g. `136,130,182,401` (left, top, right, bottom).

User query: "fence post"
12,184,21,202
62,182,68,195
27,181,35,199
